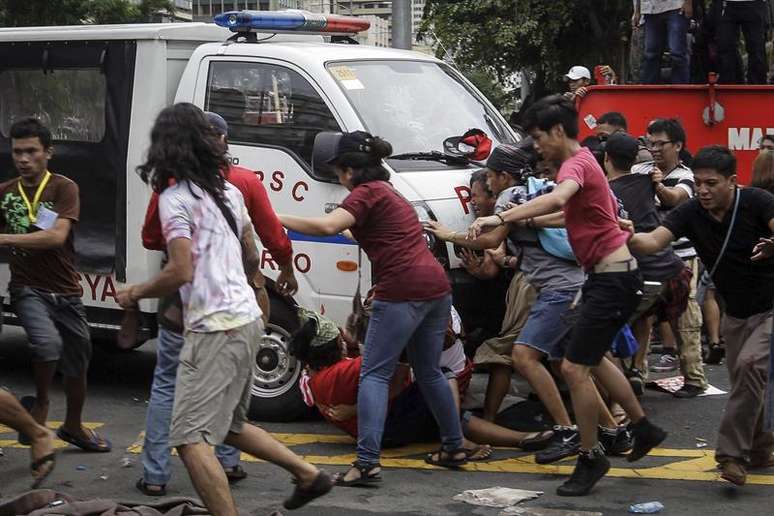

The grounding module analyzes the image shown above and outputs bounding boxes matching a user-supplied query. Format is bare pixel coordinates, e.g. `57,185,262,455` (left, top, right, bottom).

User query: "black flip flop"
283,470,333,510
136,478,167,497
425,448,468,468
18,395,36,446
56,426,112,453
30,452,56,489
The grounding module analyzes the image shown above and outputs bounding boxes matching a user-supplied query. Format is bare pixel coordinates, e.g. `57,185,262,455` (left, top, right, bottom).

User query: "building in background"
356,14,388,47
193,0,300,21
128,0,193,21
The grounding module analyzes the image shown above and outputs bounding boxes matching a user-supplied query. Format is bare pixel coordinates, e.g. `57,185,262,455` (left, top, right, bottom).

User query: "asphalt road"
1,327,772,516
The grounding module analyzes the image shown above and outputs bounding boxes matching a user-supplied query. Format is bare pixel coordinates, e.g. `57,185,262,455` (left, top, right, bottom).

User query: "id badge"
34,206,59,230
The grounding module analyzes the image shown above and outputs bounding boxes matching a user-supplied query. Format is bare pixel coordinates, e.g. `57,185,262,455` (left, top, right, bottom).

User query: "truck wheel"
248,293,312,422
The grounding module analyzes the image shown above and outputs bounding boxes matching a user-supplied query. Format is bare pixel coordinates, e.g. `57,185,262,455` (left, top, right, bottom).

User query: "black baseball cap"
604,132,639,163
312,131,378,176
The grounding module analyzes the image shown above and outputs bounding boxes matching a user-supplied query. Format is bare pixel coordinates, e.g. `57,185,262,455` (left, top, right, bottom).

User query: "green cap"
297,307,340,347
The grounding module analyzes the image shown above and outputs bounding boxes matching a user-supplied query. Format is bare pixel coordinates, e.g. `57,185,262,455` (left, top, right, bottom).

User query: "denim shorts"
514,289,576,360
10,286,91,378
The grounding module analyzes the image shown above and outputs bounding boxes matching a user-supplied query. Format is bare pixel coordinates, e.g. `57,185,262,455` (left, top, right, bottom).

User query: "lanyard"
18,170,52,223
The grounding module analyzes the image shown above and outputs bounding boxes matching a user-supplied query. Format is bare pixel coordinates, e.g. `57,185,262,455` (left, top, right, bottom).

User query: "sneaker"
719,459,747,486
556,447,610,496
673,384,705,399
626,368,645,397
598,426,633,456
704,342,725,365
535,426,580,464
650,353,679,373
627,418,667,462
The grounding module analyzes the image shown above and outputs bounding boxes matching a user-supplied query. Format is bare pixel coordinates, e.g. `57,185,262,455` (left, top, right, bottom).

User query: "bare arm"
117,237,193,308
425,221,509,250
0,218,72,249
469,180,579,238
279,208,355,236
628,226,675,255
655,184,690,208
532,211,566,228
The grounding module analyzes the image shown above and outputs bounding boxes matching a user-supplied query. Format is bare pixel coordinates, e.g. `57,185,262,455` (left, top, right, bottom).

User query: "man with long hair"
116,103,331,514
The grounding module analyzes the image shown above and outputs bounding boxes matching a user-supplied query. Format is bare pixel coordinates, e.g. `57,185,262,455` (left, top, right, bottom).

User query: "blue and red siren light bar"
213,10,370,35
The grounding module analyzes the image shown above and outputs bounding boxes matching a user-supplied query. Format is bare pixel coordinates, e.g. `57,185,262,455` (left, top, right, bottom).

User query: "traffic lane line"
122,431,774,486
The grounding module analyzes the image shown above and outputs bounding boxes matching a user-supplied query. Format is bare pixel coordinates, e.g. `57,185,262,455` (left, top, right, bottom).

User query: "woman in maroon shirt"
280,131,465,486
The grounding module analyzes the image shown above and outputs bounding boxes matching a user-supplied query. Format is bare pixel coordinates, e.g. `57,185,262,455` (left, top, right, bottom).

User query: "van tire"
247,292,312,422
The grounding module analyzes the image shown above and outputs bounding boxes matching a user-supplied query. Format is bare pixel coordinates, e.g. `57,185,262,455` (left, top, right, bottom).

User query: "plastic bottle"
629,501,665,514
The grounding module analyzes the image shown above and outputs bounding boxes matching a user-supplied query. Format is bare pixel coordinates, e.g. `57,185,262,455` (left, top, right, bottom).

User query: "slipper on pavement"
30,452,56,489
56,426,112,453
464,445,493,461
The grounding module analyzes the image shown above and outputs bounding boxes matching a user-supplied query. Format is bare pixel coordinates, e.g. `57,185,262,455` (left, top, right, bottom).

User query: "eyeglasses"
646,140,673,150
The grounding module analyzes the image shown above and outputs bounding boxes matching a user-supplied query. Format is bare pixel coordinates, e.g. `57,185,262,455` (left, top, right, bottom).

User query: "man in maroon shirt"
134,112,298,496
469,95,666,497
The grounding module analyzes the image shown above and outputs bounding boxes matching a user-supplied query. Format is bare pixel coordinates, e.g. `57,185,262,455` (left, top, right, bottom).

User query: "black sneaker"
626,368,645,397
627,418,667,462
556,447,610,496
598,426,633,456
535,426,580,464
673,384,705,399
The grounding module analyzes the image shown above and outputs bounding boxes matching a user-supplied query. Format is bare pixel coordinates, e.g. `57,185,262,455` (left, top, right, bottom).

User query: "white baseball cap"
564,66,591,81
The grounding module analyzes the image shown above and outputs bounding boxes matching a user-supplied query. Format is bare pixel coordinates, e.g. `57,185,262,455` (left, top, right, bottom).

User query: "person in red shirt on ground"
290,307,552,458
134,112,298,497
469,95,667,497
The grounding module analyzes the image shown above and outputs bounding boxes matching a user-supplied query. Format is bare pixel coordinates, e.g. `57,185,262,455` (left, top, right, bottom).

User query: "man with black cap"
605,132,707,398
134,112,299,497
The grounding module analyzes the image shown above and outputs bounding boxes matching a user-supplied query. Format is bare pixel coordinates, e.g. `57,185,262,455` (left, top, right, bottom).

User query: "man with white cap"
563,66,592,100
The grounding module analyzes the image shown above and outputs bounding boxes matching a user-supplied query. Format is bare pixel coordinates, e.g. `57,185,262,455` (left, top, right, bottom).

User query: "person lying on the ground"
290,308,553,471
0,388,56,488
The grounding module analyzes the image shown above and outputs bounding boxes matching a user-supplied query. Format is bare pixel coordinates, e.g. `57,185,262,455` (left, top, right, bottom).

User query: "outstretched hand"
752,237,774,261
468,215,500,239
423,220,456,241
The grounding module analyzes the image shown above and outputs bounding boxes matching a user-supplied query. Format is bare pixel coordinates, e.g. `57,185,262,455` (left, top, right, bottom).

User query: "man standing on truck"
0,118,111,453
134,112,299,496
117,104,331,514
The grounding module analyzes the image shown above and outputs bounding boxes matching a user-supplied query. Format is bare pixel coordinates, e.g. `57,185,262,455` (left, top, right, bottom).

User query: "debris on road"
696,437,708,448
98,475,109,481
75,465,87,471
629,501,665,513
501,508,603,516
453,487,543,508
120,457,134,468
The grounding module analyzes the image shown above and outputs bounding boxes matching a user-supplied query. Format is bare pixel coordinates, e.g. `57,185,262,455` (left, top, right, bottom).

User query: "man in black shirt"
606,133,707,398
629,145,774,486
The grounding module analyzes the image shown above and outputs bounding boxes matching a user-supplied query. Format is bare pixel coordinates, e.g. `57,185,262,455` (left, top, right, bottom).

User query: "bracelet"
495,213,505,225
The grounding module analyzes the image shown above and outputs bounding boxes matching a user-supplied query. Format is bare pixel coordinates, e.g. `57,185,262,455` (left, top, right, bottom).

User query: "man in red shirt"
135,112,298,496
469,95,666,497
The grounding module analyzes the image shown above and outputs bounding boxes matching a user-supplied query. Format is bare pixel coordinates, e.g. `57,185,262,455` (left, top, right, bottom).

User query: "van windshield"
327,60,514,162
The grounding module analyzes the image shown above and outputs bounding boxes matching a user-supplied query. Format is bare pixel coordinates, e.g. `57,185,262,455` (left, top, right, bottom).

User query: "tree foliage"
423,0,633,98
0,0,175,27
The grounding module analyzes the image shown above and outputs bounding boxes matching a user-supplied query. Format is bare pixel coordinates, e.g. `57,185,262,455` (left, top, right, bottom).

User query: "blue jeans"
357,294,463,465
142,327,240,485
640,9,689,84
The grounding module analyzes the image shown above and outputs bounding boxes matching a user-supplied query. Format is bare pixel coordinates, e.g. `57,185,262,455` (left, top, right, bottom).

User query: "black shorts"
564,270,643,367
10,286,92,377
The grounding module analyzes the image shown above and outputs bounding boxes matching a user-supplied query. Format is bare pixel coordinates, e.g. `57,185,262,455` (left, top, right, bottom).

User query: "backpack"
526,177,577,262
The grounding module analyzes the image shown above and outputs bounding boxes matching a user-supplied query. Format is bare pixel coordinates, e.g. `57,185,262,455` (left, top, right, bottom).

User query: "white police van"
0,10,518,420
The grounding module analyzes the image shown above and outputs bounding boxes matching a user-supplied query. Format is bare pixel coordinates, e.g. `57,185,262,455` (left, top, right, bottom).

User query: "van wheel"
248,293,312,422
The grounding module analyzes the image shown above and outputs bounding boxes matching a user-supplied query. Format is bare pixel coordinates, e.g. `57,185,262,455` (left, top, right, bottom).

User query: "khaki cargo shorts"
169,319,262,447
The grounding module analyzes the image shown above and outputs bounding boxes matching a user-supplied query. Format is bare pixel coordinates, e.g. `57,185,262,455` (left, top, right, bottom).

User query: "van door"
193,56,367,325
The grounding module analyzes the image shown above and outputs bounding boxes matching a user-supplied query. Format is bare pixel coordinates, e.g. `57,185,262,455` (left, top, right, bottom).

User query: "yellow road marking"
118,432,774,486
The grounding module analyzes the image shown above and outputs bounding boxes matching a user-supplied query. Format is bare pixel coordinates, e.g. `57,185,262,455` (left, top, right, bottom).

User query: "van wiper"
388,151,469,165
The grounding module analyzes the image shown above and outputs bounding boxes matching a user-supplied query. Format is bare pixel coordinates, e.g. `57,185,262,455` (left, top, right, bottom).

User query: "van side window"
205,61,340,166
0,69,106,142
